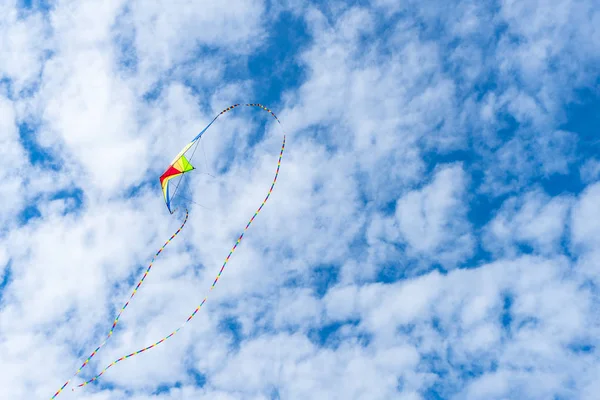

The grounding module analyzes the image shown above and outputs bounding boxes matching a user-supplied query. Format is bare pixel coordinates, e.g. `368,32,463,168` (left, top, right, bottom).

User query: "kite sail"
51,103,286,398
160,154,195,214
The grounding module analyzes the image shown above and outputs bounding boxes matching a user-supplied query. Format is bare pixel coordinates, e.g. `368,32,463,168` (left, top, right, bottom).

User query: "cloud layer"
1,0,599,399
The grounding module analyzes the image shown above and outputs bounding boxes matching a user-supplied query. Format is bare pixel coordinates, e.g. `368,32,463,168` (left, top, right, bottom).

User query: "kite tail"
75,134,286,389
50,209,189,399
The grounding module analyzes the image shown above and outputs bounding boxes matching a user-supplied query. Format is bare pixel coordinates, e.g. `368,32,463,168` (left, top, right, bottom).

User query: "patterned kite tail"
74,134,286,389
50,209,189,400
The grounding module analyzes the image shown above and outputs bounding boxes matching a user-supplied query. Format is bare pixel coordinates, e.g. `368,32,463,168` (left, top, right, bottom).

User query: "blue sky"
1,0,599,399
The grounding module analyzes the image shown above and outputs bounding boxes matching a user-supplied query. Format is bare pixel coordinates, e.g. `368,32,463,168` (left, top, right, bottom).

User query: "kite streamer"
51,103,286,396
76,134,286,388
50,210,189,399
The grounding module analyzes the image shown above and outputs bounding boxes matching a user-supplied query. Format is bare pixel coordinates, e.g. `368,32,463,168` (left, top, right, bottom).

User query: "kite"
51,104,286,398
158,103,285,214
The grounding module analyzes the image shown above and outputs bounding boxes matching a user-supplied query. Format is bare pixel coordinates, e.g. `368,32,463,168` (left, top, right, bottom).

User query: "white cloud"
127,0,266,83
368,164,474,270
484,188,572,256
571,182,600,252
395,164,473,261
0,1,48,94
0,95,27,224
580,158,600,183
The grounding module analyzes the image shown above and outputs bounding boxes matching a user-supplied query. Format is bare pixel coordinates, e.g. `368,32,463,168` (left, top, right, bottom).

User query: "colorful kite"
51,104,286,398
160,103,282,214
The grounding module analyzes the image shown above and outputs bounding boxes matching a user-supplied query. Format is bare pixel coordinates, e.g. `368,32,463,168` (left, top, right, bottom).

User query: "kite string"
50,209,189,400
75,134,286,388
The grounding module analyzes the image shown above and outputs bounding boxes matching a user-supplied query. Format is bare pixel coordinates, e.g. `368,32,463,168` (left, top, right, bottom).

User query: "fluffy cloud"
484,188,572,256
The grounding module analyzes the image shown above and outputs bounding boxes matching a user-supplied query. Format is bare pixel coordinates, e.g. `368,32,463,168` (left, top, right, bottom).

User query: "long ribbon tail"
50,209,189,399
75,134,286,388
